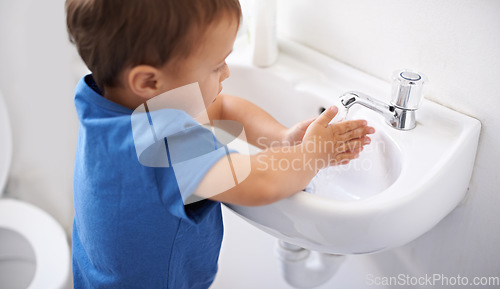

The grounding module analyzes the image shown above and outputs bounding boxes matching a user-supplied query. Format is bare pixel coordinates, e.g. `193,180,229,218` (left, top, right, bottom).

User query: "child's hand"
281,117,317,146
301,105,375,168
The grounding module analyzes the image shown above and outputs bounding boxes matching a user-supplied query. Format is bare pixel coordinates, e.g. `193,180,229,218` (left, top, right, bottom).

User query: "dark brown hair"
66,0,241,90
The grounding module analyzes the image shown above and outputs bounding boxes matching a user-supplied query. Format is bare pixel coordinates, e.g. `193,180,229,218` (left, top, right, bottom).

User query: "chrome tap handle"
391,70,427,110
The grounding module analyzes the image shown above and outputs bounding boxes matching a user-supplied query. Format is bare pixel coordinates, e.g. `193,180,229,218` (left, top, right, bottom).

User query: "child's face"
160,15,238,108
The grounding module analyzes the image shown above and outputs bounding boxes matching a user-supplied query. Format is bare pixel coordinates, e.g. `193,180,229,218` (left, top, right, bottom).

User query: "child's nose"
221,65,230,81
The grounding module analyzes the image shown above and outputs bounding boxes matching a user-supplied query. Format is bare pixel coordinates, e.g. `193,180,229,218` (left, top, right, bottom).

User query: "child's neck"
104,86,144,111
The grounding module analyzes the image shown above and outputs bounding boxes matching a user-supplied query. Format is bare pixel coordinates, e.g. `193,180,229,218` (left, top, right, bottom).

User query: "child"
66,0,374,288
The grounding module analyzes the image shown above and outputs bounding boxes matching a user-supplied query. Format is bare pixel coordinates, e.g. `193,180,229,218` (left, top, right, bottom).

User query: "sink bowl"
305,119,402,202
221,39,481,254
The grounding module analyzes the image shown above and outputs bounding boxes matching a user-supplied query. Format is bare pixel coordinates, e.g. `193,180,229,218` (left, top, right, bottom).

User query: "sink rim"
223,60,478,211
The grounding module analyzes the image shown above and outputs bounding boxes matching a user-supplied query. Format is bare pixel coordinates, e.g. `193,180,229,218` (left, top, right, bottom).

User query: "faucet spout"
338,70,426,130
339,91,416,130
340,91,396,120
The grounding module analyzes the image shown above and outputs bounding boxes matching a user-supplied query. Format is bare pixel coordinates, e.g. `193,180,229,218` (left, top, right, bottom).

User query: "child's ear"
127,65,162,100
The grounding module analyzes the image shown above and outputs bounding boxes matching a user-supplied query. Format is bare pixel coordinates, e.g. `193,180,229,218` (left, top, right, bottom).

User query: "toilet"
0,90,70,288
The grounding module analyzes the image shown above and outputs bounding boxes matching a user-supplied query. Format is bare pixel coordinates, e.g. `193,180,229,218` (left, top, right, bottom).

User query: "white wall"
213,0,500,288
0,0,78,236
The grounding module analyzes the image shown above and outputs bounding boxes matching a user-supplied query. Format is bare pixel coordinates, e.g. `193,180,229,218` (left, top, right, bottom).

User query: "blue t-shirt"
72,75,229,289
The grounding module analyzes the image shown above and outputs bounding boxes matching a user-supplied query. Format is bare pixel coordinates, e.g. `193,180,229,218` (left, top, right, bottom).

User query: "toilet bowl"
0,90,70,288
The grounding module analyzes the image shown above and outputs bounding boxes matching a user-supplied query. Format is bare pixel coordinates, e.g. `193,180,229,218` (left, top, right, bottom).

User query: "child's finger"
332,119,368,134
302,116,317,127
336,160,351,166
331,151,360,165
296,116,317,132
336,137,370,153
314,106,338,127
339,126,375,141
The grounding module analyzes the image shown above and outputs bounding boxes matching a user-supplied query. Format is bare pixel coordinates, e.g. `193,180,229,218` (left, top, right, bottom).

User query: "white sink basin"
221,39,481,254
303,111,402,202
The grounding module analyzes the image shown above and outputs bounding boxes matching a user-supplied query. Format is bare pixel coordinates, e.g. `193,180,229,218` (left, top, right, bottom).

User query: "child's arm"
207,94,312,148
195,106,374,206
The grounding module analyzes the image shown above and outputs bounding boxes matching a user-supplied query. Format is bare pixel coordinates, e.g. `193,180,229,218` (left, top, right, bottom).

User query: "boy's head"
66,0,241,108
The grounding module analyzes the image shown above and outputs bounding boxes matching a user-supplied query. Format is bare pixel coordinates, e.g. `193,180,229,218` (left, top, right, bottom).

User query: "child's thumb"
314,106,338,127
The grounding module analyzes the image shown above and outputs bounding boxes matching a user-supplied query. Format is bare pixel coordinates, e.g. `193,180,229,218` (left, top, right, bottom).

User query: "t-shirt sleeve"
139,109,239,224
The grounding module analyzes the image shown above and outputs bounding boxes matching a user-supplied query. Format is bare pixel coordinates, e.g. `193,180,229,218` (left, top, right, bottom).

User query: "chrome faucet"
339,70,427,130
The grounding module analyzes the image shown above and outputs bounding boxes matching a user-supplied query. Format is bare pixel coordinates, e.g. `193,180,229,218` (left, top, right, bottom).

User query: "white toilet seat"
0,199,70,289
